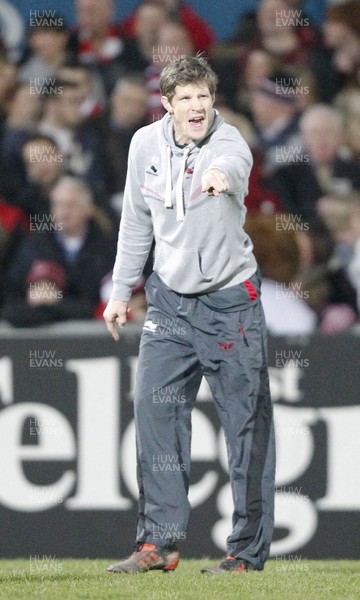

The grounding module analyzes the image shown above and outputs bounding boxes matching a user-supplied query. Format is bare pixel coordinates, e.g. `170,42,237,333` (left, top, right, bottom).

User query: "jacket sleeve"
111,138,154,302
203,128,253,196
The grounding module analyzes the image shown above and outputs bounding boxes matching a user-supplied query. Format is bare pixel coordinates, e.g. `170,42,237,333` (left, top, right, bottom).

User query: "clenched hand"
103,299,128,341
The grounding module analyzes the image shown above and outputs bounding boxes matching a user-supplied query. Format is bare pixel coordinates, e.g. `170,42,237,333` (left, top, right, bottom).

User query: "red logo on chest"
218,342,235,351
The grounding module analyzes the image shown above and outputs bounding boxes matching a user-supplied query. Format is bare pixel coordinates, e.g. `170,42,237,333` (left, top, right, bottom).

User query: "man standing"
103,55,275,575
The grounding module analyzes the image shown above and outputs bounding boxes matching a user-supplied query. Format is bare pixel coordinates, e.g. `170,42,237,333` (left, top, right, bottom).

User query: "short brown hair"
326,1,360,35
160,54,218,102
244,215,300,284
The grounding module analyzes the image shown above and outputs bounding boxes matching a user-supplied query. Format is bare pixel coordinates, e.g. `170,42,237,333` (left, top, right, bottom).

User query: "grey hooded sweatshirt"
111,110,257,301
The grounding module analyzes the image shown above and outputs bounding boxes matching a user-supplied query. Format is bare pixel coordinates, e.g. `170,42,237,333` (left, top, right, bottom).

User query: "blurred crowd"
0,0,359,335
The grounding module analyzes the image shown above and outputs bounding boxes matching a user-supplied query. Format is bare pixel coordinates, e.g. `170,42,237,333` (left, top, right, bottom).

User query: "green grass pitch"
1,559,359,599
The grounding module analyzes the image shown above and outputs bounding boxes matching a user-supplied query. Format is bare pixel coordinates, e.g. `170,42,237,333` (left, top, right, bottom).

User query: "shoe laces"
135,543,156,553
220,557,246,571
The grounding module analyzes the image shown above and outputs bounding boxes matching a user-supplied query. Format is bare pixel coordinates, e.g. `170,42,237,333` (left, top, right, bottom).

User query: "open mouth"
188,115,205,128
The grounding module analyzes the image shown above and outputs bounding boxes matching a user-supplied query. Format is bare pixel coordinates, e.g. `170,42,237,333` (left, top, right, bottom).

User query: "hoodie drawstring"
165,145,172,208
175,146,190,221
164,145,190,222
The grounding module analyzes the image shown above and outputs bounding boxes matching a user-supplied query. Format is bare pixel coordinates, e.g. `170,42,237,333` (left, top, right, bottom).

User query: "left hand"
103,298,128,342
201,169,229,196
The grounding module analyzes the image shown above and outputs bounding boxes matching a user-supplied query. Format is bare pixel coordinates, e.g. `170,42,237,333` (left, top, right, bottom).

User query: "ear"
161,95,173,113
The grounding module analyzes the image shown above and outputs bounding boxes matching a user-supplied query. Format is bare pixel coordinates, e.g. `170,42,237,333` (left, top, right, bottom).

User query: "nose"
190,96,203,111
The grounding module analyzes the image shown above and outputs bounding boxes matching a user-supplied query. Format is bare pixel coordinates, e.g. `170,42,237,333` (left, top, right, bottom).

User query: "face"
135,5,167,41
257,0,288,35
157,23,194,58
302,116,342,165
29,31,68,60
162,83,214,145
59,86,84,127
250,90,293,129
58,67,91,99
10,84,41,122
111,82,148,128
76,0,113,33
245,50,273,87
323,20,349,49
50,183,92,236
331,207,360,248
23,140,64,187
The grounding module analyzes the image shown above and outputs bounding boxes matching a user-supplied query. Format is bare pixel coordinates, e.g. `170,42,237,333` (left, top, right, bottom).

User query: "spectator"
106,75,149,212
3,82,41,135
213,99,282,215
322,1,360,88
232,0,318,67
286,65,318,111
249,73,303,175
120,0,215,53
1,82,42,200
123,0,168,73
14,134,65,219
215,103,254,149
17,21,73,84
245,155,283,215
1,176,116,327
235,49,279,116
282,0,321,48
145,20,195,122
256,0,311,66
294,219,358,334
234,51,316,117
317,192,360,265
57,64,105,119
38,78,111,208
244,214,317,335
69,0,131,95
230,0,334,102
302,0,360,103
272,104,360,221
317,192,360,316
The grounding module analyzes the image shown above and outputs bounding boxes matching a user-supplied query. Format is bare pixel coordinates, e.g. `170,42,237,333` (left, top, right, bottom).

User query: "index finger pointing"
107,320,120,342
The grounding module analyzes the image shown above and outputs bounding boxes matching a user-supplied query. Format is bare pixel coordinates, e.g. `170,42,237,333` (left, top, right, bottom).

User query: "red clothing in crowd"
72,24,125,64
245,154,282,215
119,2,215,53
0,199,28,233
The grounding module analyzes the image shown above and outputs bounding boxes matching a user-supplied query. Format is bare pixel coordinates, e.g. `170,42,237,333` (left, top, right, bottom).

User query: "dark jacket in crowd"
1,220,116,327
271,157,360,221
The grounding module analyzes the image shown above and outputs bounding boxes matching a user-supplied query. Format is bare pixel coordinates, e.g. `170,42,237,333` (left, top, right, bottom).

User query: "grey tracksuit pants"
133,269,275,570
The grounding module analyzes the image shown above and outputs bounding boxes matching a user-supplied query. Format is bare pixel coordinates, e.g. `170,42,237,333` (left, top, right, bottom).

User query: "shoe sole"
107,558,179,574
201,564,250,574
